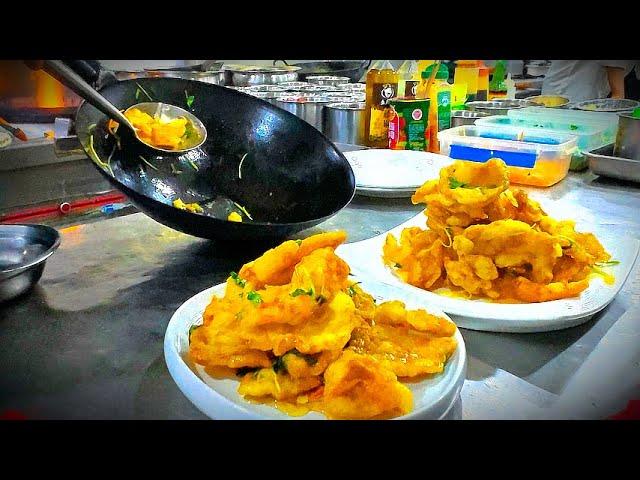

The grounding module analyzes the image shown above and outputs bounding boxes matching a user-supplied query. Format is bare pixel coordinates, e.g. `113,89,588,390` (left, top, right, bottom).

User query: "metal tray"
587,144,640,183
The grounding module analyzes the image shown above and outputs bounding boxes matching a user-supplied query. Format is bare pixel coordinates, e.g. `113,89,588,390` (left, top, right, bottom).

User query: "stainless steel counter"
1,167,639,420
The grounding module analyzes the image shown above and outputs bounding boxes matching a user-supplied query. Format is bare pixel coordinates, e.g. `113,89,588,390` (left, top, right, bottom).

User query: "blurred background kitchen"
1,59,639,226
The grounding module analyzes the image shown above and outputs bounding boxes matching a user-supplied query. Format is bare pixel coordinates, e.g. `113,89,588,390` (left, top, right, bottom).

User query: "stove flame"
34,70,64,108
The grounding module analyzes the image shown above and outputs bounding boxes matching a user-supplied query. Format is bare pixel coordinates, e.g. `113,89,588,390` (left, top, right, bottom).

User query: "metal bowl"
0,224,60,303
222,64,301,87
451,110,491,127
526,95,570,108
144,69,225,85
466,99,535,116
574,98,640,113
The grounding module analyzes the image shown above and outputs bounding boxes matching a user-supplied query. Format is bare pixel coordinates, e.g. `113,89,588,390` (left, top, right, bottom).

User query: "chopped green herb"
448,176,468,189
247,291,262,305
236,367,259,377
135,89,141,100
170,164,183,175
135,82,153,101
139,155,158,171
230,271,247,288
188,324,201,344
295,239,302,246
188,160,199,171
291,287,314,298
272,356,286,373
182,121,196,140
233,202,253,221
347,282,362,297
595,260,620,267
185,90,195,108
569,124,579,130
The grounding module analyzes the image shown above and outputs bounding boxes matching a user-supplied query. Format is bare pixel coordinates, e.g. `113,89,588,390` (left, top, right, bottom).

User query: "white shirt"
542,60,635,102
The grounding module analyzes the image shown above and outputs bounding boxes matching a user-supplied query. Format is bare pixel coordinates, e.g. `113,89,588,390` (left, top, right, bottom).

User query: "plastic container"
505,106,620,170
438,125,578,187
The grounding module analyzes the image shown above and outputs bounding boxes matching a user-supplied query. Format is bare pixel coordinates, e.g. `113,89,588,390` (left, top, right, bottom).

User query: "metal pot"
274,60,371,83
614,113,640,161
466,99,535,116
273,96,330,131
322,102,366,145
451,110,491,127
222,64,300,87
306,75,351,86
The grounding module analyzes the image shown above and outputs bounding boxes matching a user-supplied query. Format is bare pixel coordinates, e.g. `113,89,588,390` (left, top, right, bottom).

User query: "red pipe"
1,191,128,223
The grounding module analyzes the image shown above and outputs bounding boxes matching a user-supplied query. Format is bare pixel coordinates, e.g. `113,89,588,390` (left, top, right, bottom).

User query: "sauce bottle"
364,60,399,148
418,63,452,153
397,60,420,99
477,64,490,101
453,60,479,102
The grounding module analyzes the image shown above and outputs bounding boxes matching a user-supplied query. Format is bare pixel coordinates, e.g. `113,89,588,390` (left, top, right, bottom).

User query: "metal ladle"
42,60,207,154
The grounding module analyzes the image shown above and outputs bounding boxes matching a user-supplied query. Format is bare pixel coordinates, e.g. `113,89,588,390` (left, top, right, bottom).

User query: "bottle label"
405,81,419,99
437,90,451,131
373,82,398,106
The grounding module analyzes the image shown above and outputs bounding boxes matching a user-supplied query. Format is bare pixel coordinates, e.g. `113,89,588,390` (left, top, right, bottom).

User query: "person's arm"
605,66,626,99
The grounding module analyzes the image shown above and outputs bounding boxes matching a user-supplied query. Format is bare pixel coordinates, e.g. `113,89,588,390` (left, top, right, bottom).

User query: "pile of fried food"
188,231,458,419
122,107,191,150
383,158,613,303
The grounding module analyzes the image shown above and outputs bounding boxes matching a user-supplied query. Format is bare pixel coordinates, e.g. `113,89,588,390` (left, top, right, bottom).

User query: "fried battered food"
349,301,458,377
188,230,458,419
322,350,413,420
384,158,613,303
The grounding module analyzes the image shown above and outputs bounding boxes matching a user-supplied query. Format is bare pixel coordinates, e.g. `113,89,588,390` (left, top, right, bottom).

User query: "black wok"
72,76,355,241
274,60,371,83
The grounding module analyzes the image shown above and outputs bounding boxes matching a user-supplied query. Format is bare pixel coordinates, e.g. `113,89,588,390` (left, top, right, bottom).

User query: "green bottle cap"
422,63,449,80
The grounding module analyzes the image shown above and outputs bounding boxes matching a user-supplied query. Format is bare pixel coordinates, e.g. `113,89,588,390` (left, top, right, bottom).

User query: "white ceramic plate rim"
164,280,467,420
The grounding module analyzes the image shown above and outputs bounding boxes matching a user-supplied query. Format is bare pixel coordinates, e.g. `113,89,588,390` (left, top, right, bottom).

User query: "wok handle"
41,60,131,128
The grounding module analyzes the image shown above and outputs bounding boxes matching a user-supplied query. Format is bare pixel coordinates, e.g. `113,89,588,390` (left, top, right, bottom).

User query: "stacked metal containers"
227,76,367,144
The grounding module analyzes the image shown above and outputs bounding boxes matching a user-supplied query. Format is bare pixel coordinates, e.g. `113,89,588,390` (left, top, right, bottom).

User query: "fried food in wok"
189,231,458,419
384,159,613,303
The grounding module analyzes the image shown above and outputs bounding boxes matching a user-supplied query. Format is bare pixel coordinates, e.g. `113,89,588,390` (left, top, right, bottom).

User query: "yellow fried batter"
349,301,458,377
384,159,612,303
188,230,458,419
322,350,413,420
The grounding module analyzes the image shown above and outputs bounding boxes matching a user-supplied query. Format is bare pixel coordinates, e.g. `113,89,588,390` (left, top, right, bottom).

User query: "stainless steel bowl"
466,99,535,116
451,110,491,127
322,102,366,145
614,113,640,161
306,75,351,86
0,224,60,303
222,64,301,87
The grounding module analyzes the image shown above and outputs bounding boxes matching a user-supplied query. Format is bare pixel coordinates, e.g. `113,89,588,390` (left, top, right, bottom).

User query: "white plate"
344,149,454,196
164,278,467,420
337,211,640,333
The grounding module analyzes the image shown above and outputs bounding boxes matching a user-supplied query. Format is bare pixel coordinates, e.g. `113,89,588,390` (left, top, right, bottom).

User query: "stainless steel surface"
451,110,491,127
306,75,351,86
614,113,640,160
466,99,535,116
1,159,639,418
322,102,366,144
0,224,60,303
222,65,300,87
588,144,640,183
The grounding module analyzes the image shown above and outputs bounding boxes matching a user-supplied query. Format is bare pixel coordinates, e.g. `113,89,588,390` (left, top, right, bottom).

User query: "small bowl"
526,95,570,108
0,224,60,303
451,110,491,127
